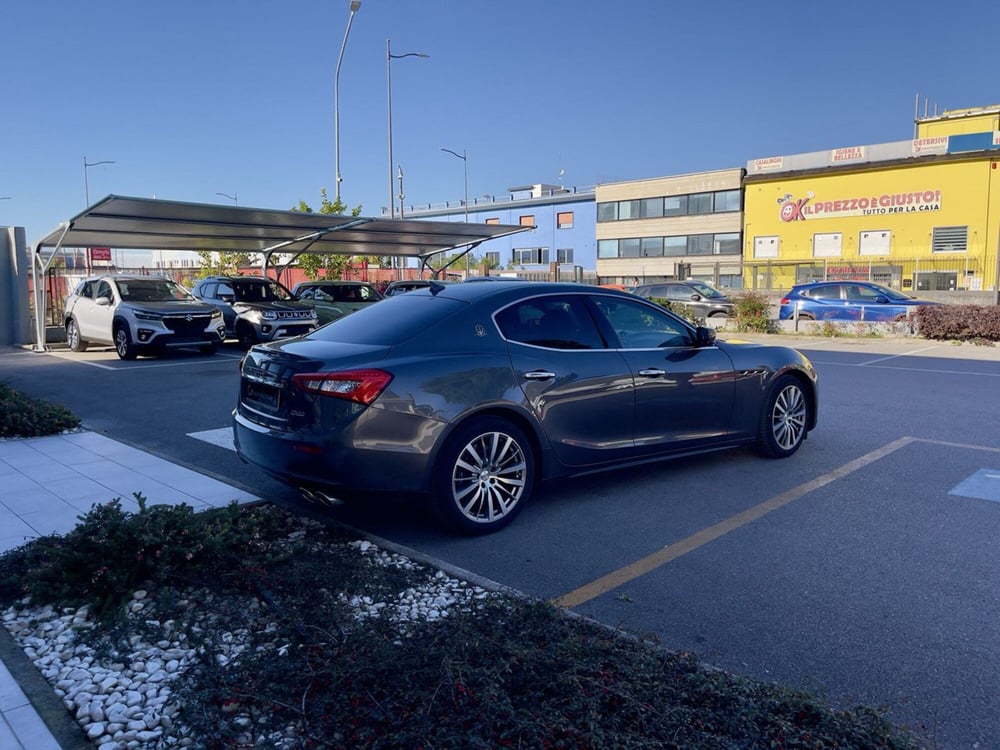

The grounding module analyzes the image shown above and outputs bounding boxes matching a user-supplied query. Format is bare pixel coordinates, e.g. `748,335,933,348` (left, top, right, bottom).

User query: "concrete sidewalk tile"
0,659,29,712
0,474,43,500
19,503,86,538
3,704,62,750
0,485,68,516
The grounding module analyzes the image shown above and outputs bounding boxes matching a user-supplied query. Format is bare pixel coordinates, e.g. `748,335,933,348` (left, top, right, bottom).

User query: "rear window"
308,292,465,345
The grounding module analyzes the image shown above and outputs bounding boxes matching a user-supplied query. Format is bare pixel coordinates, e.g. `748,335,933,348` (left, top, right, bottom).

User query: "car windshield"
233,280,293,302
118,279,193,302
686,281,728,299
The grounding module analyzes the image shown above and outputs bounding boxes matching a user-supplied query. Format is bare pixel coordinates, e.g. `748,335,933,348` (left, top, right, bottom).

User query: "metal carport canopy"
30,195,532,351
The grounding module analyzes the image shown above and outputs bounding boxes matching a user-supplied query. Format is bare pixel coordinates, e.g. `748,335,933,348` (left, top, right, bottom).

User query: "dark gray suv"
191,276,318,347
632,281,735,319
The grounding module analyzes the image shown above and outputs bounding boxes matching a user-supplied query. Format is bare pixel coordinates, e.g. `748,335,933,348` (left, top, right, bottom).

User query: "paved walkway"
0,431,258,749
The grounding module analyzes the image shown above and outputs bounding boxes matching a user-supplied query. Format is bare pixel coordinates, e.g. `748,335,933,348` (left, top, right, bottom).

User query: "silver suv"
64,275,225,360
190,276,318,348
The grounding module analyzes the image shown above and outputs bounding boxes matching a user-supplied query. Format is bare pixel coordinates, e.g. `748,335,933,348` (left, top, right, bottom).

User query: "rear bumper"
232,409,442,497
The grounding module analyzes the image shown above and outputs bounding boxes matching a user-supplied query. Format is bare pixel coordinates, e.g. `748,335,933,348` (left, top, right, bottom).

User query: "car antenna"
429,281,447,295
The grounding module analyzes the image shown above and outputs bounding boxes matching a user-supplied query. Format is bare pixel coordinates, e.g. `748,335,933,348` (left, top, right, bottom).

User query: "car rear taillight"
292,369,392,405
779,297,790,305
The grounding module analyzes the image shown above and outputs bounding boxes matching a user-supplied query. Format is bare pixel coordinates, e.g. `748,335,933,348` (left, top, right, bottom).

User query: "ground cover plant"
0,382,80,437
0,379,927,748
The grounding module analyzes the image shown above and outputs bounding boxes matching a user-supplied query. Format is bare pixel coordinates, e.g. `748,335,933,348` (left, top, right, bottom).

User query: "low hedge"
916,304,1000,342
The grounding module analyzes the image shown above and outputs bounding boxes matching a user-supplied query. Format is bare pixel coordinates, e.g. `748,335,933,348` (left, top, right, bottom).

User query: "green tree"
293,189,370,281
194,250,255,278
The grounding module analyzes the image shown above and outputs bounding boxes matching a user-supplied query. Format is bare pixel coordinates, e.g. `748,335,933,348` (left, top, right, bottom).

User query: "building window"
859,230,891,256
597,202,617,222
931,226,968,253
485,217,500,225
663,196,687,217
664,236,687,256
754,236,779,259
598,239,618,258
620,238,641,258
485,251,500,266
556,211,574,229
641,237,663,257
812,232,842,258
513,247,549,264
557,248,574,263
714,233,741,255
640,198,664,218
618,200,641,220
713,189,741,213
687,234,714,255
688,193,713,215
519,215,535,227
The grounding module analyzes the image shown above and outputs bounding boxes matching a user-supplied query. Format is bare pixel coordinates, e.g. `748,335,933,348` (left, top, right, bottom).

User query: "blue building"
399,183,596,279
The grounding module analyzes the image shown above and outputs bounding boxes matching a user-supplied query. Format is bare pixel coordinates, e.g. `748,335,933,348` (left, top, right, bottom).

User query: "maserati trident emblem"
474,324,487,337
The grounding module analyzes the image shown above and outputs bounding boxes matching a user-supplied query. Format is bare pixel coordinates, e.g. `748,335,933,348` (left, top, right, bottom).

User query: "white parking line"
187,427,236,451
44,351,243,370
857,345,948,365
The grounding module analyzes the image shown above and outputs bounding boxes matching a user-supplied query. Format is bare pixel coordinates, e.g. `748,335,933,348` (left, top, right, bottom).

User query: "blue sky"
2,0,997,246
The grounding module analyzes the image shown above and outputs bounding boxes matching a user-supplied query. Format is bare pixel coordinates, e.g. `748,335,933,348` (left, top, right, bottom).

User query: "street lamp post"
216,192,238,205
441,147,470,275
386,38,428,220
334,0,361,203
83,156,116,206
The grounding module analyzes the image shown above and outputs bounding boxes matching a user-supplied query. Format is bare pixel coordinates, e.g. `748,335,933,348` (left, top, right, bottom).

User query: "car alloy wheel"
434,417,534,534
66,318,88,352
114,324,137,360
237,324,257,349
757,374,808,457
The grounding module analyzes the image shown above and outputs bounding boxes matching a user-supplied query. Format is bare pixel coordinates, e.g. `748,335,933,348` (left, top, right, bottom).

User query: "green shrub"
0,496,296,620
916,304,1000,343
0,383,80,437
651,296,699,324
732,292,773,333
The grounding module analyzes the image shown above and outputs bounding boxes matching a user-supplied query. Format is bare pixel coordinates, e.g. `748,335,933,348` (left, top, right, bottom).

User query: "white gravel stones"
3,538,497,748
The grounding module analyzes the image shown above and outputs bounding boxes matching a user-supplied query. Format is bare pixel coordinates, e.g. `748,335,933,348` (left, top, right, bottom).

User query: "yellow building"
743,104,1000,296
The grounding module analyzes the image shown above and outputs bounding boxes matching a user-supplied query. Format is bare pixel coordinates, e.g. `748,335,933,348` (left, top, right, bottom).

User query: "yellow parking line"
552,436,917,609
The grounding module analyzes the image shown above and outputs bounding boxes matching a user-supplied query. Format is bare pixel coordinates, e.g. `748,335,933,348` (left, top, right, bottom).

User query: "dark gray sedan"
233,282,818,534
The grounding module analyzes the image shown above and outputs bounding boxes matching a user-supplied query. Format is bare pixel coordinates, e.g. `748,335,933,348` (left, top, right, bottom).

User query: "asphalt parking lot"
2,335,998,747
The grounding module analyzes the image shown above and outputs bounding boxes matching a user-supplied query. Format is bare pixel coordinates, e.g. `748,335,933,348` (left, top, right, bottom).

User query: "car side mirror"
96,296,111,306
689,294,703,301
220,294,235,303
874,295,888,303
694,326,716,347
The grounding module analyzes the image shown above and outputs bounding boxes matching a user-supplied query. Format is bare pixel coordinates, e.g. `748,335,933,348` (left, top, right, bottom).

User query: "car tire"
432,416,534,535
114,323,138,360
66,318,88,352
236,323,257,349
796,312,815,321
708,311,728,319
756,374,808,458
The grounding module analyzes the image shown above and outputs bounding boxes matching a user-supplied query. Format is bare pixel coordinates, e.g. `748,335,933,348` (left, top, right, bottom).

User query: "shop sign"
911,136,948,155
993,132,1000,147
89,247,112,262
831,146,866,163
778,189,942,221
752,156,784,172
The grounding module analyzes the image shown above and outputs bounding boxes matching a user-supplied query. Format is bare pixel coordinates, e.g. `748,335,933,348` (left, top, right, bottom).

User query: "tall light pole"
441,147,470,275
386,39,428,219
440,148,468,221
216,191,238,205
83,156,116,206
334,0,361,203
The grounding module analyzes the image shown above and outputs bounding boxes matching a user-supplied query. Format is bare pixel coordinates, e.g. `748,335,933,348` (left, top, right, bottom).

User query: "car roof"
417,280,635,304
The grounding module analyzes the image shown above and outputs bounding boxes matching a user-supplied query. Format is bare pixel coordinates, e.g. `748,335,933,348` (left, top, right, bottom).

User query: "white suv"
64,275,225,360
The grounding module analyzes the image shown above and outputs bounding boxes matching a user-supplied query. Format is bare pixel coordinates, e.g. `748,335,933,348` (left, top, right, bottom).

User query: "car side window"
497,296,605,350
810,285,843,300
592,295,691,349
96,281,114,301
844,284,880,301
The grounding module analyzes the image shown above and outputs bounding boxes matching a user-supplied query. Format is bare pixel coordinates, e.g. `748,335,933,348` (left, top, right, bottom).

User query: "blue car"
779,281,940,321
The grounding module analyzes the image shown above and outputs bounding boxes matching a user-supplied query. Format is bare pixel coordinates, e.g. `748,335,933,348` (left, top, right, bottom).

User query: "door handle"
637,368,666,377
523,370,556,380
